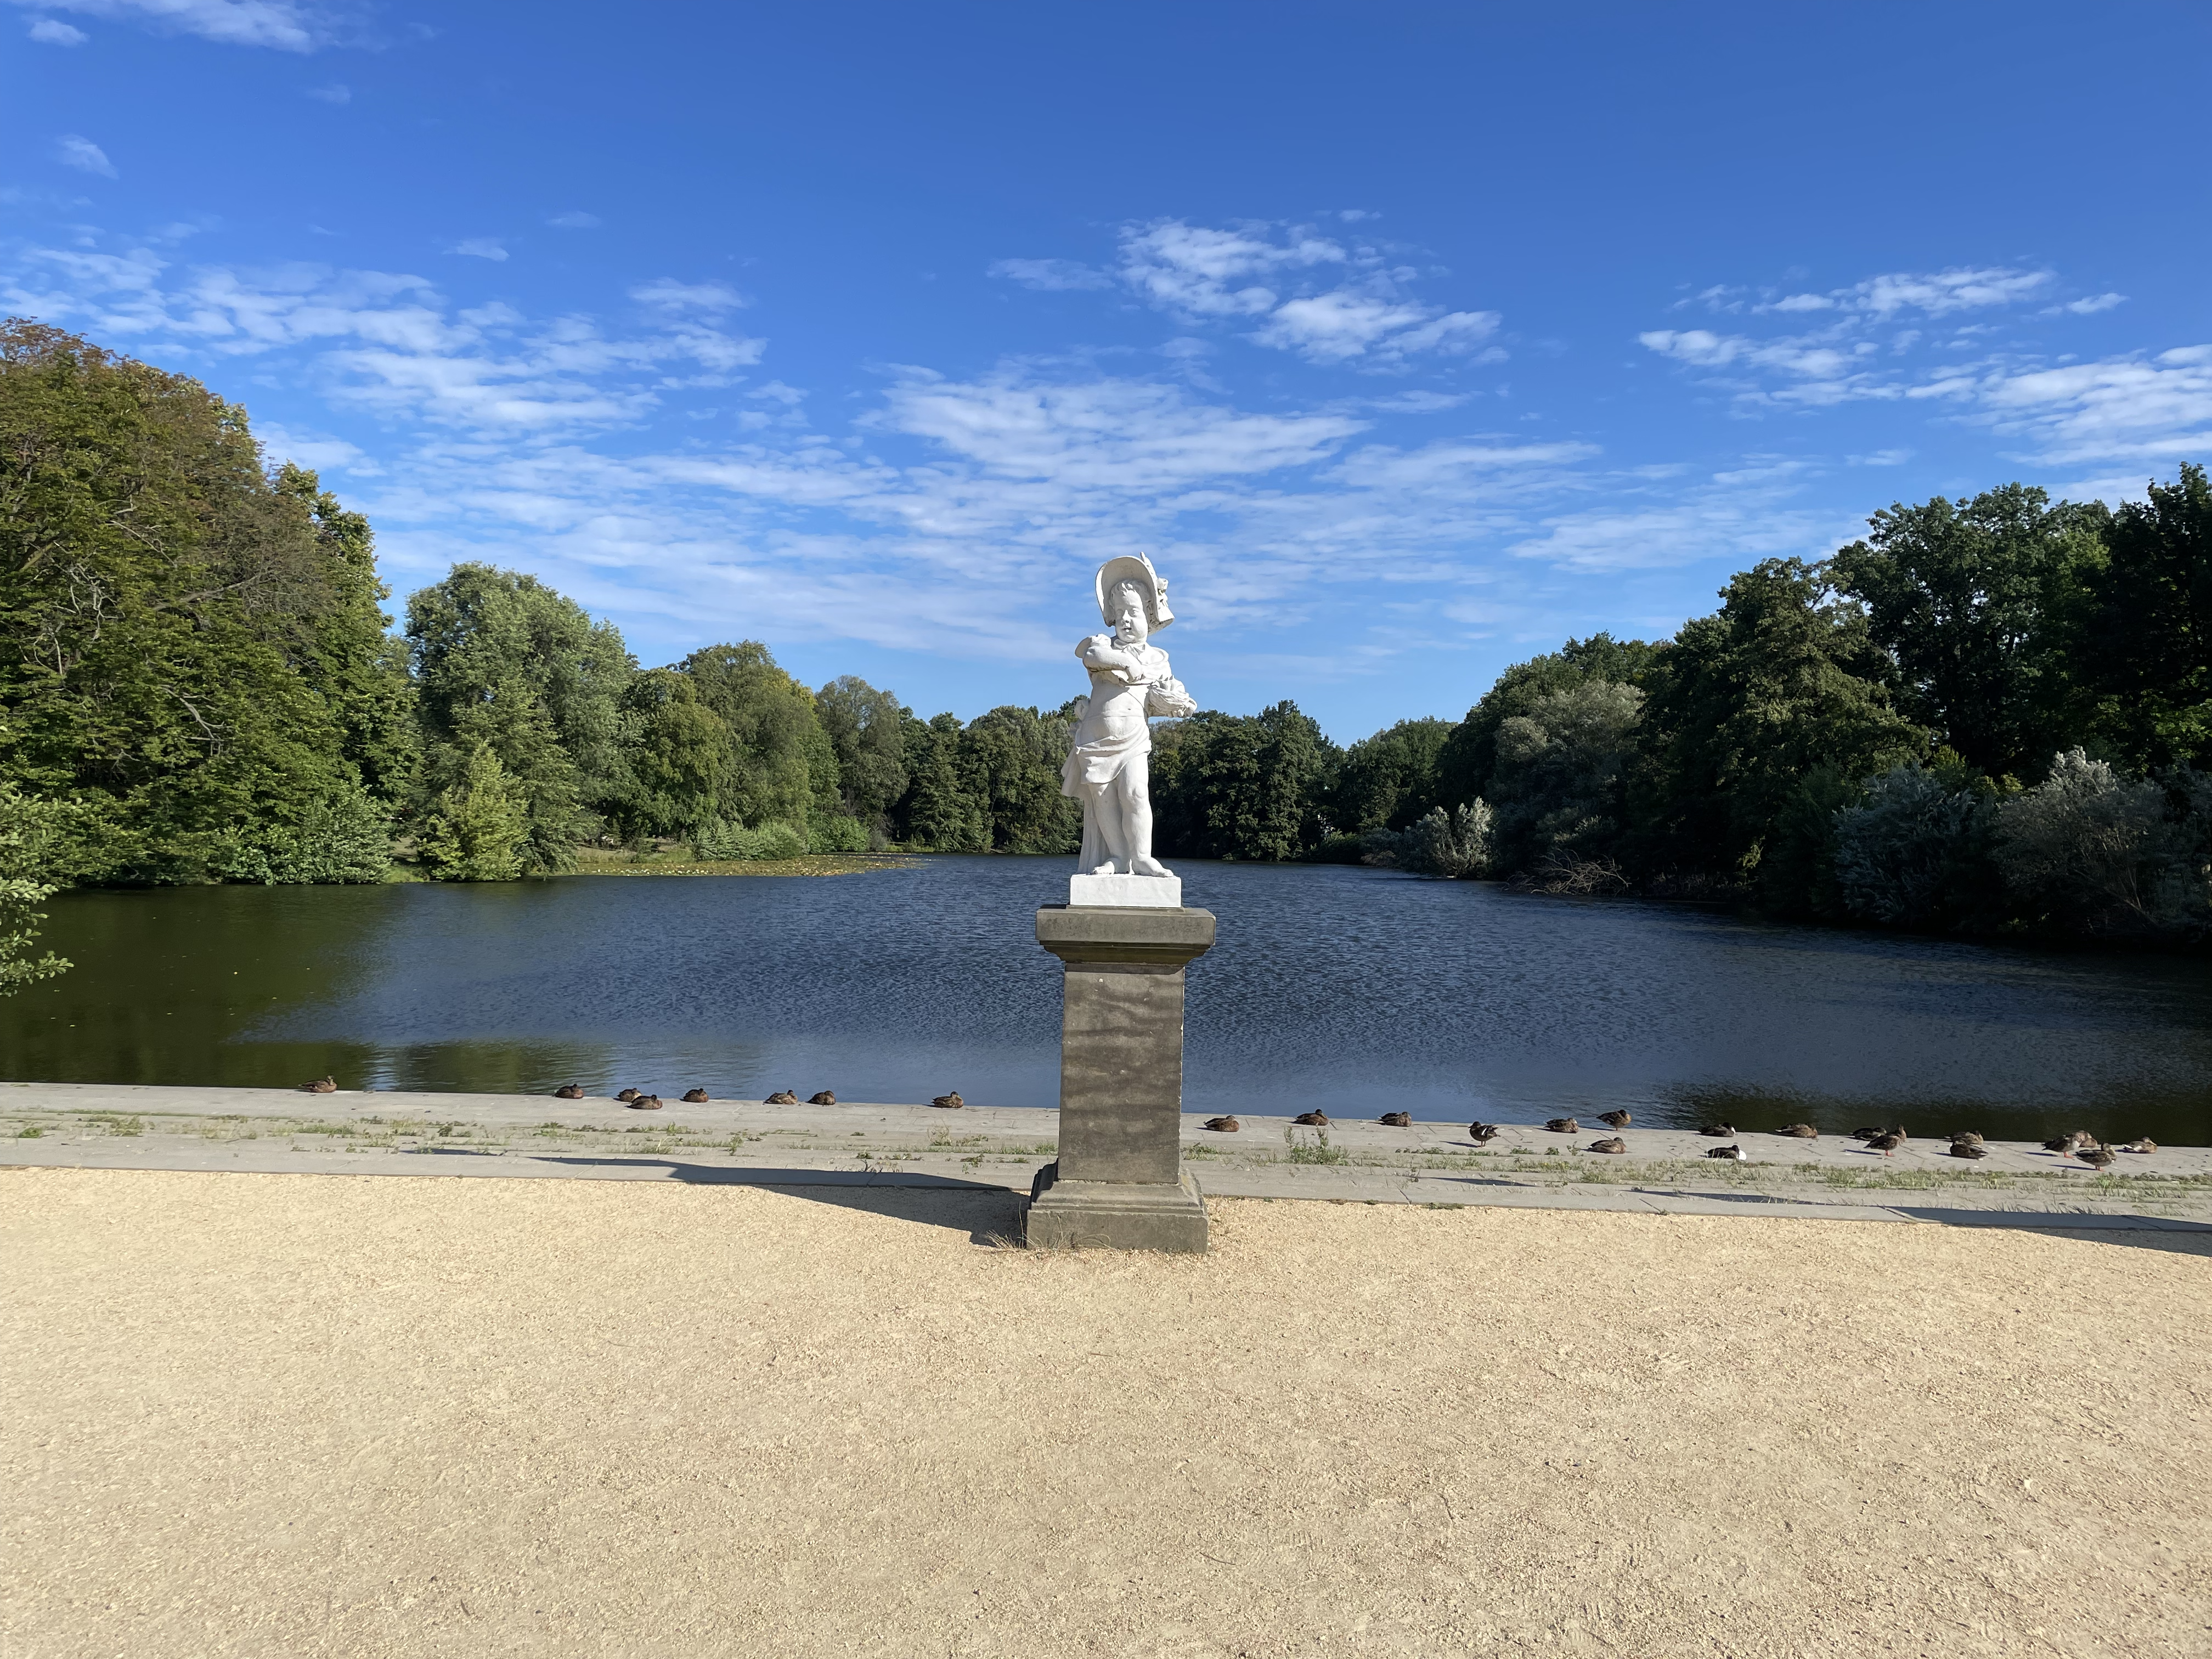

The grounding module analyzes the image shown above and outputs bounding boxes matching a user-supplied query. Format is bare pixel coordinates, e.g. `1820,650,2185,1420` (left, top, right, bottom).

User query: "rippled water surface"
6,856,2209,1142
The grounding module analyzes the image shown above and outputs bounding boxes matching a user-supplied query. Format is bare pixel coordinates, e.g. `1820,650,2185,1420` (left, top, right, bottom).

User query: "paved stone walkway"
4,1080,2206,1232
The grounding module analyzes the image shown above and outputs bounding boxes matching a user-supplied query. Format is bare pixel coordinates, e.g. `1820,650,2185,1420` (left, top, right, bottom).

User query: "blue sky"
5,2,2209,739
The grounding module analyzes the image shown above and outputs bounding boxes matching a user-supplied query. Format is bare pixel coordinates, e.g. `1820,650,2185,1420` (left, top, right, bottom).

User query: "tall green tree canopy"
1,321,398,883
1153,701,1337,861
1829,484,2106,781
1331,717,1452,833
1435,632,1656,811
815,675,909,828
2088,461,2211,770
676,641,839,831
1632,558,1925,883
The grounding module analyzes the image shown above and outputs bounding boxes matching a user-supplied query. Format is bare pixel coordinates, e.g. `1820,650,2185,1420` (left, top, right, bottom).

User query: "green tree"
1,321,391,884
1435,633,1658,811
895,712,989,850
1631,558,1925,888
1153,701,1336,861
1331,716,1453,832
958,705,1081,853
1829,484,2107,781
416,742,532,882
2086,462,2212,770
0,777,71,993
815,675,910,829
406,563,635,868
675,641,838,832
1487,680,1644,874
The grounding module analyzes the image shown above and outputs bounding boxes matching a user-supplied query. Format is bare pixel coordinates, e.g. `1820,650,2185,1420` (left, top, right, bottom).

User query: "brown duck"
301,1075,337,1094
1588,1137,1627,1154
1544,1117,1579,1135
1202,1115,1240,1133
930,1092,965,1110
628,1093,664,1111
1596,1110,1631,1128
1946,1141,1989,1159
2074,1144,2118,1171
1775,1123,1819,1139
552,1084,584,1101
1697,1122,1736,1137
1293,1110,1330,1127
2042,1131,2091,1156
1949,1131,1984,1147
808,1091,837,1105
1469,1122,1500,1143
1866,1131,1906,1156
617,1088,641,1103
764,1090,799,1105
1705,1143,1746,1161
682,1088,710,1104
2118,1137,2158,1154
1379,1110,1412,1128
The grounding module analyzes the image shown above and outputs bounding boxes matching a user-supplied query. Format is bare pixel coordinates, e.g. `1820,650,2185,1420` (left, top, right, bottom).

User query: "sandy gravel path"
3,1167,2206,1657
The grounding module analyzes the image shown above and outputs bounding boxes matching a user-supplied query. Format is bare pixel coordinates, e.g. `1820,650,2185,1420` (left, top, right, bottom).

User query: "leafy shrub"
806,814,870,854
690,819,808,861
212,786,394,884
1996,749,2207,935
1361,800,1493,878
1832,764,2000,928
0,780,72,994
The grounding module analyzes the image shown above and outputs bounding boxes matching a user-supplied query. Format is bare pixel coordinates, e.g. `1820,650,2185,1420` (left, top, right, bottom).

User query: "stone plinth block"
1024,904,1216,1252
1067,872,1183,908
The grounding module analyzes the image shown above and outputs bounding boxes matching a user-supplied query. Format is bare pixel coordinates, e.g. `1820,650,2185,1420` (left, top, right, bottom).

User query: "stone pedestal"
1024,904,1216,1252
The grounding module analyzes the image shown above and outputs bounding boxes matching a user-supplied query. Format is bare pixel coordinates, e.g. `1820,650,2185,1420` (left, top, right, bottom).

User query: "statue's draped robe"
1062,636,1171,873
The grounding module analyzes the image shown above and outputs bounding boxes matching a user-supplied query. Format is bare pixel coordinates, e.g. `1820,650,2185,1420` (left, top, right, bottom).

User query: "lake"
6,856,2209,1143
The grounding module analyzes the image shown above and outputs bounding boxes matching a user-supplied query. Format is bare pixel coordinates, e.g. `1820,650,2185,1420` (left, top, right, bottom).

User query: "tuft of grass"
1285,1126,1348,1166
16,1125,44,1138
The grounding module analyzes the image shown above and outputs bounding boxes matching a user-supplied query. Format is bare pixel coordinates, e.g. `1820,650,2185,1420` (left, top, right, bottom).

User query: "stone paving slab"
4,1081,2207,1233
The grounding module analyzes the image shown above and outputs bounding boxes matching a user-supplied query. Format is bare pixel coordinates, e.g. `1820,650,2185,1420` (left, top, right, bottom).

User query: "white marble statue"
1062,554,1196,884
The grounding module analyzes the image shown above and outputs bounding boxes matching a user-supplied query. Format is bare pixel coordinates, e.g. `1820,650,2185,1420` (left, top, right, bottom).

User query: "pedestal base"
1068,872,1182,907
1022,1162,1209,1253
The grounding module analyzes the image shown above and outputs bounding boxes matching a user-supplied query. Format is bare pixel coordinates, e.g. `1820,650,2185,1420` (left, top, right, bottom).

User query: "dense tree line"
4,323,2207,968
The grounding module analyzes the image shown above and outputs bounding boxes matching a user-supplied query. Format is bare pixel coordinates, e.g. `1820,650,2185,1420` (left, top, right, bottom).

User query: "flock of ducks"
297,1071,2167,1170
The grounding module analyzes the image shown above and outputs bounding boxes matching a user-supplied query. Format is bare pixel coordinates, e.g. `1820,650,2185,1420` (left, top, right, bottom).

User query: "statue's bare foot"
1131,855,1172,877
1090,861,1121,877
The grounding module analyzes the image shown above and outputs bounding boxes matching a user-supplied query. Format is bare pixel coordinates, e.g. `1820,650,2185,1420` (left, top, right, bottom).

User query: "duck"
1851,1126,1887,1141
2118,1137,2158,1154
930,1092,965,1110
1203,1115,1241,1133
2042,1131,2091,1156
1949,1131,1984,1147
1775,1122,1819,1139
1866,1131,1906,1156
1588,1137,1628,1154
764,1090,799,1105
1293,1110,1330,1127
628,1093,664,1111
1596,1110,1632,1128
808,1091,837,1105
1468,1122,1501,1143
552,1084,584,1101
1946,1141,1989,1160
1379,1110,1412,1128
1705,1143,1746,1161
1544,1117,1579,1135
1697,1122,1736,1138
2075,1144,2118,1172
301,1075,337,1094
681,1088,710,1104
617,1088,641,1104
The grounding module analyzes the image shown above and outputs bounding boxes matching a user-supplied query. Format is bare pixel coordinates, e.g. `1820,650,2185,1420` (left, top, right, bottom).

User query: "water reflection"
3,858,2207,1143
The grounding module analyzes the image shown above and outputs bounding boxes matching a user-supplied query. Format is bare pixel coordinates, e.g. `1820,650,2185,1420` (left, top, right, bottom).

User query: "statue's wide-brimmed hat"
1095,553,1173,632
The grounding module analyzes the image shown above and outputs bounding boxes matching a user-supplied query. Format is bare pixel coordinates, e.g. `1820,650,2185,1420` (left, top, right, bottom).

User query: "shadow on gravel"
1894,1208,2212,1256
535,1157,1026,1244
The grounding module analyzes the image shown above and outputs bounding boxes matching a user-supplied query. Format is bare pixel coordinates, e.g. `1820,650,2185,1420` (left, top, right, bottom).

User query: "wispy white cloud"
992,217,1503,369
547,211,602,230
27,15,88,42
9,0,339,52
304,81,348,103
450,237,506,262
54,134,116,177
630,278,745,312
1968,345,2212,469
2057,292,2126,315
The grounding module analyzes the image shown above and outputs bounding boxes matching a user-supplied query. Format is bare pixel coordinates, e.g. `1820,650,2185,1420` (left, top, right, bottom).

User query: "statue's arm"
1077,633,1143,681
